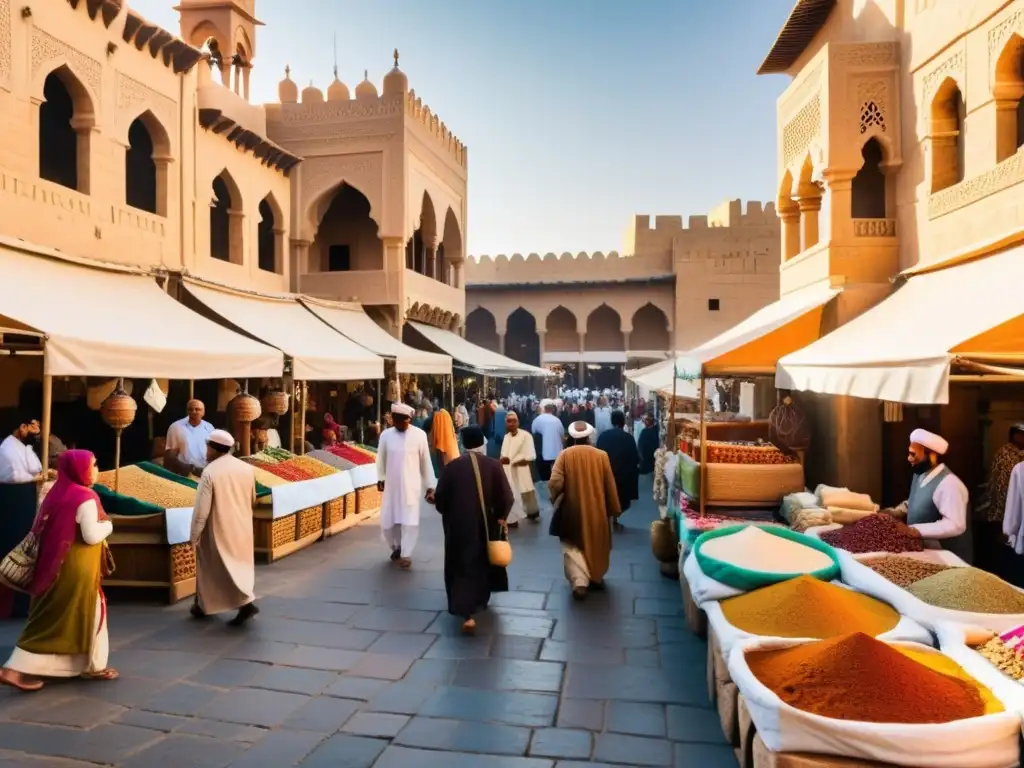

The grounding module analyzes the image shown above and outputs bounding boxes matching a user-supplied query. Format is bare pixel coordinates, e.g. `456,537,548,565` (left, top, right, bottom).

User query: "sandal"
81,668,119,681
0,669,43,692
461,618,477,636
398,557,412,570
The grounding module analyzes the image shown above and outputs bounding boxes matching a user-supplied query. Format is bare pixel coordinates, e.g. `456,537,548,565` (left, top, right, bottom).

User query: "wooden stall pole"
667,362,678,449
188,379,194,400
698,375,708,518
450,374,455,411
299,381,308,455
100,379,137,494
377,379,382,423
40,374,52,476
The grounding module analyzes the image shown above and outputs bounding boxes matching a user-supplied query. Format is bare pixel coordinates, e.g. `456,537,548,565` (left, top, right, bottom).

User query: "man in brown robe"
190,429,258,627
548,420,622,600
433,427,513,635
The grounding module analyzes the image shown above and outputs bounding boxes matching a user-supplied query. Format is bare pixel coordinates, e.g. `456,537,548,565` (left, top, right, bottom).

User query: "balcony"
298,270,400,305
853,218,896,238
404,269,466,320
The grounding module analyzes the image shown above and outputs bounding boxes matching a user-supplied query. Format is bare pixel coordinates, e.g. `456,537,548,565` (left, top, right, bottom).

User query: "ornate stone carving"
274,99,402,124
31,27,102,105
922,50,965,102
0,0,11,83
302,152,383,225
783,94,821,169
781,61,823,122
853,218,896,237
116,72,177,136
833,43,899,68
857,79,889,134
988,7,1024,56
928,149,1024,218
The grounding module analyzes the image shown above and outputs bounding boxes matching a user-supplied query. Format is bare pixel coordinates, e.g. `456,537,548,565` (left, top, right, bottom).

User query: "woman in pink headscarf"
0,450,117,691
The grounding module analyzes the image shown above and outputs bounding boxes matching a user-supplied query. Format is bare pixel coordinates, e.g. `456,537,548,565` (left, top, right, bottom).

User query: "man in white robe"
377,402,436,569
501,410,538,525
190,430,258,626
165,400,215,477
0,415,44,484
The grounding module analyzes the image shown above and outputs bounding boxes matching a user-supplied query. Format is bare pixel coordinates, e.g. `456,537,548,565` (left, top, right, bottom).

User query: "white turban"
207,429,235,449
568,421,595,440
910,428,948,455
391,402,414,417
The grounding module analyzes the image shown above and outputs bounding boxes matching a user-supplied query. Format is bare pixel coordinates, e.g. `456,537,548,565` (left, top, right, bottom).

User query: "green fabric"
18,541,99,656
94,484,165,516
693,524,840,591
262,446,294,462
677,453,700,498
137,460,271,498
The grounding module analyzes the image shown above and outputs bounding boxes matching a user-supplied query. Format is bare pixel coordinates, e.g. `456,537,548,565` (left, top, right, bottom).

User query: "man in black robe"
433,426,513,635
596,409,639,529
638,414,659,475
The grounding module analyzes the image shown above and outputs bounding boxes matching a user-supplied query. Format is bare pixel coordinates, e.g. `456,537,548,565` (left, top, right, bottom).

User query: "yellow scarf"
431,409,460,465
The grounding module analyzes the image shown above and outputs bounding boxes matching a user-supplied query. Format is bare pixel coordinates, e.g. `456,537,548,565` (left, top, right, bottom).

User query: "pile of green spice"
864,556,951,589
907,567,1024,613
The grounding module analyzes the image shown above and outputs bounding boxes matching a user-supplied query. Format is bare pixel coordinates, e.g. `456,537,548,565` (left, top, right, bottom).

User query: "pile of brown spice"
820,514,923,554
863,556,951,589
745,632,986,723
908,568,1024,614
976,637,1024,681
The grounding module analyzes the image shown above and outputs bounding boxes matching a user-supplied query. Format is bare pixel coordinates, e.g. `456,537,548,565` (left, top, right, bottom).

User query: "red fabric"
29,450,103,598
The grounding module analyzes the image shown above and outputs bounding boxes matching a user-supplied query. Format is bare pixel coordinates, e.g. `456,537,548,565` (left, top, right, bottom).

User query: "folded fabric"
818,485,878,512
827,506,878,525
790,507,831,532
780,491,819,523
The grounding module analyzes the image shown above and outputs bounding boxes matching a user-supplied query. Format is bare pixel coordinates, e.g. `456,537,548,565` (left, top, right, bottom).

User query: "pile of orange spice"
721,575,899,639
746,633,987,724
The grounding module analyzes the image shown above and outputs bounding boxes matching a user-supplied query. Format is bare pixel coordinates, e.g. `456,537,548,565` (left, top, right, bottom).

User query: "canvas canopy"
625,283,840,391
183,281,384,381
776,247,1024,405
407,321,549,378
0,240,282,379
300,298,451,375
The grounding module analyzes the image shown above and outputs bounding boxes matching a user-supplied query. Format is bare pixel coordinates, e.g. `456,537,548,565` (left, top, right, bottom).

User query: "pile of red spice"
746,632,985,723
820,514,923,554
251,459,316,482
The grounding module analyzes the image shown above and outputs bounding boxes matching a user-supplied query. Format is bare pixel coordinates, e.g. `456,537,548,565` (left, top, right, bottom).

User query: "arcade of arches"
466,302,671,388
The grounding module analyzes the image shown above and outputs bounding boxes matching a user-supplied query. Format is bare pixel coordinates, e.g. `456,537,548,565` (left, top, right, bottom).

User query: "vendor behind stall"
0,414,46,484
896,428,972,563
164,400,214,477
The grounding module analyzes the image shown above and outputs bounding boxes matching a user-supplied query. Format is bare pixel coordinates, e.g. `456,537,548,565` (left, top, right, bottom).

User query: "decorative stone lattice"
929,147,1024,219
0,0,11,83
860,102,886,134
782,94,821,169
31,27,102,106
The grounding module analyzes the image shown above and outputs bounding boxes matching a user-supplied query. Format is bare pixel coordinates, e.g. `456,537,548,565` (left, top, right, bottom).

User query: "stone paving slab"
0,477,737,766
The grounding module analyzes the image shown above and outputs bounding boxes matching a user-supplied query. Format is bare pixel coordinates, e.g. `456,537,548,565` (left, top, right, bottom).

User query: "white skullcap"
568,421,596,439
910,428,948,455
539,398,554,408
208,429,235,448
391,402,414,417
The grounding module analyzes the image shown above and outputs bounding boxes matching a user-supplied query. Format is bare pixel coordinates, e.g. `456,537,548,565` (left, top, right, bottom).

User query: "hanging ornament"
100,379,137,492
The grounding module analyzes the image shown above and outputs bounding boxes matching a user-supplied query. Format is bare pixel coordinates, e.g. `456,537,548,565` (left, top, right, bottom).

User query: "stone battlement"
405,90,467,168
629,200,777,234
465,250,672,285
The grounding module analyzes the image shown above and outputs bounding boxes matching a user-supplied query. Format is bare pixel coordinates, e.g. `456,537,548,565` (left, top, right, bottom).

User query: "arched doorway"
39,67,95,193
545,306,578,353
210,170,242,263
440,207,464,286
258,194,283,273
630,303,670,352
994,34,1024,161
465,308,499,353
408,192,438,277
930,77,965,192
505,308,540,367
585,305,624,352
851,138,887,219
310,183,381,273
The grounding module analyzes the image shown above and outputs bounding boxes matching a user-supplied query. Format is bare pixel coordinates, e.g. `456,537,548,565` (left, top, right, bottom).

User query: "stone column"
425,237,438,280
537,330,546,368
496,330,506,356
242,66,252,101
578,334,585,385
70,116,96,194
452,261,465,289
227,209,245,265
823,170,855,244
796,184,822,252
779,203,800,261
152,154,172,217
273,227,286,275
381,236,406,307
289,238,311,293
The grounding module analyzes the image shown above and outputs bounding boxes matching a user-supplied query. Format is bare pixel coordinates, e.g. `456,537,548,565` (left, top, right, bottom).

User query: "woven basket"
271,515,297,548
170,543,196,583
705,462,805,504
356,486,383,514
325,495,347,526
298,505,323,539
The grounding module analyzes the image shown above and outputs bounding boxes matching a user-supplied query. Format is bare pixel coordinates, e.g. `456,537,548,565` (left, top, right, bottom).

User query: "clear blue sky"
131,0,796,256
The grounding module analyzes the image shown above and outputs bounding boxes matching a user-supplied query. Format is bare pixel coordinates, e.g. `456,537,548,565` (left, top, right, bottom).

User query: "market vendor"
0,414,48,484
896,428,972,562
164,400,214,477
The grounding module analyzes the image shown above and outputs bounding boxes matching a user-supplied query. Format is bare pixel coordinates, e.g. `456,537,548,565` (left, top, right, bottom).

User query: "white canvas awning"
408,322,549,378
777,247,1024,405
541,351,629,364
625,283,840,391
183,281,384,381
0,240,282,379
300,298,451,376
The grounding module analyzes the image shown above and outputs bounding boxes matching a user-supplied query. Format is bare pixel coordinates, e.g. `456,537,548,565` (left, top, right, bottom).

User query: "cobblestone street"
0,478,736,767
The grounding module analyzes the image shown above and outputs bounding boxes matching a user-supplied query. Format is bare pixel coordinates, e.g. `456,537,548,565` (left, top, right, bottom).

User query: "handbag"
469,452,513,567
0,531,39,593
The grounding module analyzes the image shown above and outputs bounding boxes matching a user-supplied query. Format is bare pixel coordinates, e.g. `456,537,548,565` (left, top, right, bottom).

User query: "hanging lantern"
230,386,261,457
768,394,811,453
100,380,137,430
260,389,289,416
100,379,136,492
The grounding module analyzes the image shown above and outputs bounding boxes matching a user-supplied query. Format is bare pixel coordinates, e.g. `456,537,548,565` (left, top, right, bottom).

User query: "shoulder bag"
469,452,513,567
0,530,39,593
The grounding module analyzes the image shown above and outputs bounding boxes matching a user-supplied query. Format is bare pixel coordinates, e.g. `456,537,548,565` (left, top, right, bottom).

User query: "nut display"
96,465,196,509
976,637,1024,681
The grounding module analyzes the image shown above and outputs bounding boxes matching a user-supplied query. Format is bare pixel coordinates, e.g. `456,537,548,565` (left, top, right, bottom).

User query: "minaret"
174,0,264,99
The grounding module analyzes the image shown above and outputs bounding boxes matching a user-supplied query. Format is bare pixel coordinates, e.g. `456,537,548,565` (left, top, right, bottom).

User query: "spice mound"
864,555,950,588
700,526,833,575
820,514,923,554
746,633,987,723
721,575,899,639
976,637,1024,681
907,567,1024,614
